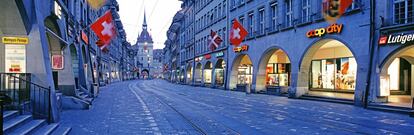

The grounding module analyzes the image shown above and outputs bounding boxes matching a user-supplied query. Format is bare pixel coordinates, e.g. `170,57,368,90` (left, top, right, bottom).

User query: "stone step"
367,104,414,115
51,126,72,135
299,95,354,105
9,119,47,135
3,115,32,133
33,123,60,135
3,110,19,121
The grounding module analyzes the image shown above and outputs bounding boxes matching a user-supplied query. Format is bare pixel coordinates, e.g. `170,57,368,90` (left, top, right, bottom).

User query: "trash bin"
93,83,99,97
246,84,251,94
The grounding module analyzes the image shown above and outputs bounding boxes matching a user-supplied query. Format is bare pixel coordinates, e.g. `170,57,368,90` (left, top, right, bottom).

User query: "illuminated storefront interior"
266,50,290,87
215,59,226,87
195,63,202,83
237,55,253,85
379,47,414,108
186,65,193,83
309,40,357,92
203,62,213,85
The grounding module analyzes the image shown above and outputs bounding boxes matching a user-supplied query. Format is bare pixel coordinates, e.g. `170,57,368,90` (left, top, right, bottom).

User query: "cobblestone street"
60,80,414,135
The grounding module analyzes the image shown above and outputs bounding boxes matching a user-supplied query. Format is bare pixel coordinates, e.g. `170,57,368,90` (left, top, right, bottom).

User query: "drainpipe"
364,0,376,108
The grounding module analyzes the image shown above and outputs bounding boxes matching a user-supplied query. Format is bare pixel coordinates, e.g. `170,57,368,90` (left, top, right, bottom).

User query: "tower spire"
143,10,147,29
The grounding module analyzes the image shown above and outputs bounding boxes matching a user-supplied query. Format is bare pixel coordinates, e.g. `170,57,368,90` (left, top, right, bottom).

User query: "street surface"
60,80,414,135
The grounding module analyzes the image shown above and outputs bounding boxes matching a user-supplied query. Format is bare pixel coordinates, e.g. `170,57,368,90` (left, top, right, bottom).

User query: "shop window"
310,57,357,90
237,65,253,85
266,63,290,86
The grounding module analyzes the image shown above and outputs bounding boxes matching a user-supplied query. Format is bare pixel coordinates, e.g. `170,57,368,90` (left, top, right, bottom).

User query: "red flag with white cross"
209,30,223,51
230,19,248,46
91,11,116,50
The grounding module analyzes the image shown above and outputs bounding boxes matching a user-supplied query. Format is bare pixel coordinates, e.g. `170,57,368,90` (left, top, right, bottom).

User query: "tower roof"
137,11,153,43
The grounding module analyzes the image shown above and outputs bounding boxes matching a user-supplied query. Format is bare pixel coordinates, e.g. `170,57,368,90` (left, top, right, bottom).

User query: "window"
223,1,227,15
223,27,226,46
248,12,254,36
301,0,311,23
394,0,414,24
231,0,236,8
285,0,293,27
259,8,265,34
346,0,361,11
270,2,278,31
218,4,222,17
239,16,245,27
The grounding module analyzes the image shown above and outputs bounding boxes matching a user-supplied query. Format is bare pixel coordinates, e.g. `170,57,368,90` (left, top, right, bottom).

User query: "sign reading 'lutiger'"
306,24,343,38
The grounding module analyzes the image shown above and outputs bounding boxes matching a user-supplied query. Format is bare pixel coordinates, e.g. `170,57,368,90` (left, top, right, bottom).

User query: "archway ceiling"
0,1,28,35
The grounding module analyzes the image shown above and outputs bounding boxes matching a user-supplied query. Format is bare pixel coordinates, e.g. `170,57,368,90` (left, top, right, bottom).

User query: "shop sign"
52,55,64,70
54,1,62,19
379,33,414,46
2,37,29,45
205,54,211,60
215,51,224,57
81,31,89,44
233,45,249,53
195,56,204,62
5,45,26,73
306,23,343,38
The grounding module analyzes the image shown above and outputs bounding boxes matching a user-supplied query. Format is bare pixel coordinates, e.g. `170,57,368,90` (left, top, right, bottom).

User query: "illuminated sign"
5,45,26,73
2,37,29,44
379,33,414,45
205,54,211,60
195,56,203,62
233,45,249,53
54,1,62,19
215,51,224,57
307,24,343,38
52,55,64,70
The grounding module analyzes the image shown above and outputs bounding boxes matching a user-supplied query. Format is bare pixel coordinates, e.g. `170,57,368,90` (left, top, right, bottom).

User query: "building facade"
134,12,154,79
164,0,414,113
0,0,136,122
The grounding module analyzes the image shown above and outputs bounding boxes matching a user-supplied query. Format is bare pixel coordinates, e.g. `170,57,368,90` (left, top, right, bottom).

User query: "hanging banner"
5,45,26,73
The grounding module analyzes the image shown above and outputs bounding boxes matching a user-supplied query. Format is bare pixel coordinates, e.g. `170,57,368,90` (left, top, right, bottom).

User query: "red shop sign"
205,54,211,59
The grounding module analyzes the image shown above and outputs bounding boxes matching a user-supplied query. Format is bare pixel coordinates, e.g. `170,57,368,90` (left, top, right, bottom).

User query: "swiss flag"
323,0,353,22
209,30,223,51
91,11,116,50
230,19,248,46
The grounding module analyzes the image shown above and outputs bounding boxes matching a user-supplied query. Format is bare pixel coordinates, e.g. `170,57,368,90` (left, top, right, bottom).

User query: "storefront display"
204,69,212,84
310,57,357,90
237,65,253,85
266,63,290,86
215,69,224,86
215,60,226,86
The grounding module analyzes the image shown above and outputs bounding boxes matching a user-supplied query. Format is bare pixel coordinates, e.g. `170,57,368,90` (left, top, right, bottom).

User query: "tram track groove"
135,81,242,135
150,81,398,135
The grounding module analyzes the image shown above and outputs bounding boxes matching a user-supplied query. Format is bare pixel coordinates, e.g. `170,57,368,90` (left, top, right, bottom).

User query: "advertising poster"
5,44,26,73
52,55,64,70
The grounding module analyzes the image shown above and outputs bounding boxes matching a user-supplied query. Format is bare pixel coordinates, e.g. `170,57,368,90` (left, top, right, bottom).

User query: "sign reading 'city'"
379,33,414,45
307,23,343,38
233,45,249,53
